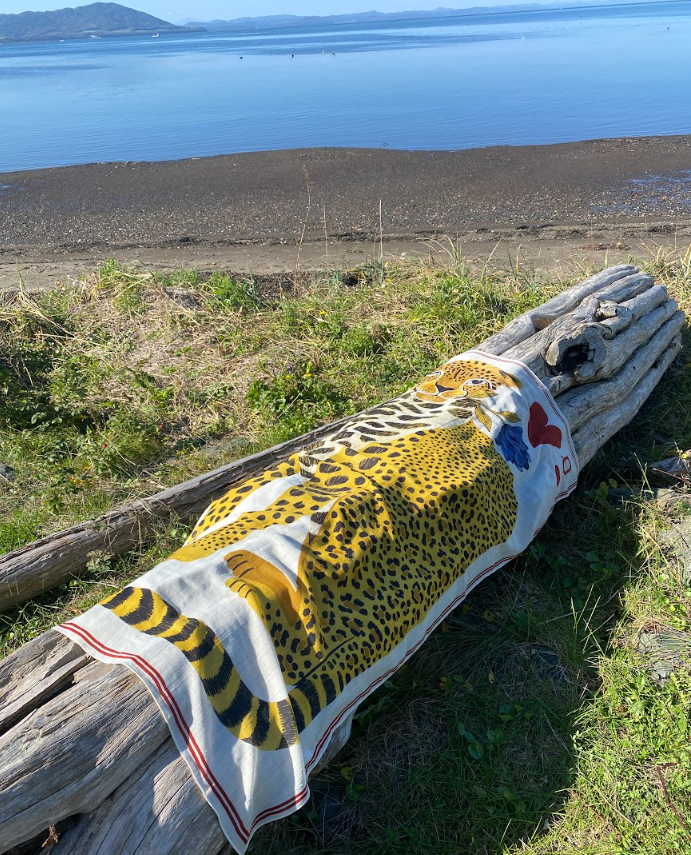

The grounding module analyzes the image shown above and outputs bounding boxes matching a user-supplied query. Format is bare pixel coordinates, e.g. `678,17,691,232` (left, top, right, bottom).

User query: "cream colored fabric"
59,350,578,852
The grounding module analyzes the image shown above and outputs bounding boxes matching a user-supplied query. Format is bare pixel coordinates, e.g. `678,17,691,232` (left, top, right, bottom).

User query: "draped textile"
59,350,578,852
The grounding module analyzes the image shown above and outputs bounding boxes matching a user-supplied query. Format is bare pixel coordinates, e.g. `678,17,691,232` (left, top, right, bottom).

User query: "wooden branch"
480,264,636,356
590,302,680,380
558,317,685,433
502,271,655,380
647,453,691,484
572,337,683,467
506,293,680,398
0,266,641,616
0,266,684,855
591,271,654,304
0,629,88,735
544,303,682,395
600,284,669,336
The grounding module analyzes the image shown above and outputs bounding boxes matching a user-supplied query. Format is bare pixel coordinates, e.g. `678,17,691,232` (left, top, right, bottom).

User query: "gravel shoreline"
2,136,691,258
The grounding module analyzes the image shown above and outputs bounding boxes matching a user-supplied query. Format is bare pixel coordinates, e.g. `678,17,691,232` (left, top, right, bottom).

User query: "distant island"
186,0,666,31
0,2,204,43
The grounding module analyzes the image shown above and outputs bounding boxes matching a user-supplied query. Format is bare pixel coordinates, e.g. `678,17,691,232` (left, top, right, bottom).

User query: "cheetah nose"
435,383,456,394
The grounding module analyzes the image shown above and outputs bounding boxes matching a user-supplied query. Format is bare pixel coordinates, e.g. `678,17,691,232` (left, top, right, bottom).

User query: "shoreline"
1,136,691,286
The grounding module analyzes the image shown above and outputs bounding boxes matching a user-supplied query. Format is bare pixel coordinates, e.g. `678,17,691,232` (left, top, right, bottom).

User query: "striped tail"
102,586,298,751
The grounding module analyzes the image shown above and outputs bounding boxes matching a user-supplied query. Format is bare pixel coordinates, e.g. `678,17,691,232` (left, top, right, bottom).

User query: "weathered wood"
54,743,226,855
572,337,683,467
591,271,654,304
590,302,681,380
559,318,685,432
507,295,681,398
0,663,168,853
543,318,609,384
550,302,681,393
0,629,89,736
480,264,637,355
503,271,655,380
600,284,669,336
504,295,603,380
647,453,691,484
0,267,684,855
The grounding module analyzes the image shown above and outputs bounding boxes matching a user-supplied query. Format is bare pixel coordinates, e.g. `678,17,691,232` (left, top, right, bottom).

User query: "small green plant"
2,253,691,855
246,361,352,440
339,323,390,356
205,273,260,312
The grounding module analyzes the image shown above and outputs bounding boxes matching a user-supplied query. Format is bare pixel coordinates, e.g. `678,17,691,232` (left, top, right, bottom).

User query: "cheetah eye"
466,379,486,385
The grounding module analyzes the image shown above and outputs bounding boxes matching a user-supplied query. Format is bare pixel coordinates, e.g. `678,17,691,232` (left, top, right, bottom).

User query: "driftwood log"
0,264,648,614
0,265,685,855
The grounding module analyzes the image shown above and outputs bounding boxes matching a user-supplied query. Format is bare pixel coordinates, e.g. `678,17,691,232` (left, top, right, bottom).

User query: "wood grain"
559,315,685,432
0,266,684,855
480,264,637,355
0,266,639,614
572,337,683,467
0,663,168,852
0,629,89,736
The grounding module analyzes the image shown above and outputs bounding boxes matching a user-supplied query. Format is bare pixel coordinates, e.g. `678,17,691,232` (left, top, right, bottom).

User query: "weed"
2,251,691,854
204,272,261,313
247,361,352,441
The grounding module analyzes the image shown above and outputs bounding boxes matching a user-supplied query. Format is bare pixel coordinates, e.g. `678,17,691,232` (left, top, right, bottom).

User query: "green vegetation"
1,249,691,853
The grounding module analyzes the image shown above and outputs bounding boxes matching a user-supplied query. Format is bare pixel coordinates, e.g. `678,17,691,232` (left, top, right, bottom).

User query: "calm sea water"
1,1,691,172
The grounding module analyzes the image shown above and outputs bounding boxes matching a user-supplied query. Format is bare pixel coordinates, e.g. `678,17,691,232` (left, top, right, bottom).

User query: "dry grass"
2,248,691,854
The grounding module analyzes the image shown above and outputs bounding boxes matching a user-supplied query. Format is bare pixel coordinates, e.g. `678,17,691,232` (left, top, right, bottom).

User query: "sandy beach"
2,135,691,287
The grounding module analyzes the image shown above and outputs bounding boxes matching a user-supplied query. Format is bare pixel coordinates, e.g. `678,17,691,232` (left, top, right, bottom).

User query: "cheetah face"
414,359,521,403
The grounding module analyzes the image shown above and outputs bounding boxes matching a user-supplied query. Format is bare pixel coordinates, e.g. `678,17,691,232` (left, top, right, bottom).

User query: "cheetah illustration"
103,358,526,750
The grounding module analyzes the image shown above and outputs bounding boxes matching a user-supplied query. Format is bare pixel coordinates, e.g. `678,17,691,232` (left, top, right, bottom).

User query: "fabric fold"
59,349,578,852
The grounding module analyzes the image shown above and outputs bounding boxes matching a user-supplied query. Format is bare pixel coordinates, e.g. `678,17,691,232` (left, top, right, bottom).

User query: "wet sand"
1,136,691,288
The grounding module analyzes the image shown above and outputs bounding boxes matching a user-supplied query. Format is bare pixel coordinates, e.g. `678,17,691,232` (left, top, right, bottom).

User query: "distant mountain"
0,2,204,43
187,1,675,31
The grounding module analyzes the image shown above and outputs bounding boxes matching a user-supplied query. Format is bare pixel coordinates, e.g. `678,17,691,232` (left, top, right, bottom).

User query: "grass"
2,248,691,853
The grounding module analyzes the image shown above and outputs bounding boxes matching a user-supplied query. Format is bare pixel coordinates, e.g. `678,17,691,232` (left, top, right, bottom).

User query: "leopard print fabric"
107,358,520,748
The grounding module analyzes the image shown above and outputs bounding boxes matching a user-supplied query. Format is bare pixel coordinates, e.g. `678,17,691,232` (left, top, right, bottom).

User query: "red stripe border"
59,353,578,841
59,621,252,843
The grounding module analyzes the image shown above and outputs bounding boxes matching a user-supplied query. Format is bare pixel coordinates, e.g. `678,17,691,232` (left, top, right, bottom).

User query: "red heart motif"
528,402,563,449
554,464,561,486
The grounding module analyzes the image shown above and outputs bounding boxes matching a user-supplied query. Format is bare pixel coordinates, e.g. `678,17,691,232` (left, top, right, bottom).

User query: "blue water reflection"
0,1,690,171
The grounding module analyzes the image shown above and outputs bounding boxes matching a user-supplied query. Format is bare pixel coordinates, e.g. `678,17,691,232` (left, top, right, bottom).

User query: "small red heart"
528,402,562,449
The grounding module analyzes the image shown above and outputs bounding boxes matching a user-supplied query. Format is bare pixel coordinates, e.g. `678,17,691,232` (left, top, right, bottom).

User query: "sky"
0,0,596,25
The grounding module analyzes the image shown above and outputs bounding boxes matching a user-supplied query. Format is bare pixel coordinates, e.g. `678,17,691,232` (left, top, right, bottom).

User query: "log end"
544,324,608,380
